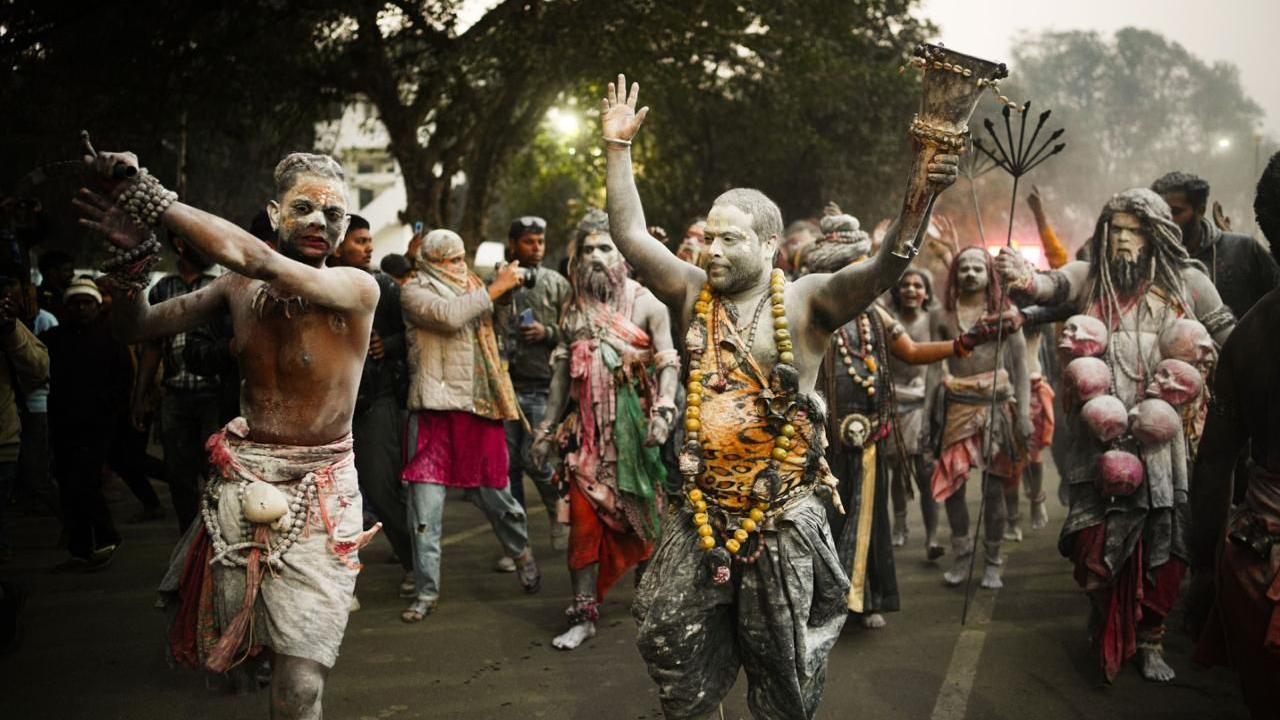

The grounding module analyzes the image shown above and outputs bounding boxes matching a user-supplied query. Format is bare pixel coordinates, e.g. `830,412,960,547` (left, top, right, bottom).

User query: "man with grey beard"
532,209,679,652
601,74,958,719
996,188,1234,684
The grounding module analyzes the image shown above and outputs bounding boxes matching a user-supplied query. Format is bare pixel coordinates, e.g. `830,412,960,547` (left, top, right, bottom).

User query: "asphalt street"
0,460,1252,719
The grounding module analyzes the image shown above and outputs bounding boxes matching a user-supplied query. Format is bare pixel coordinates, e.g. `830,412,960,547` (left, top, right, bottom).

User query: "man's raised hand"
72,187,148,251
926,152,960,192
601,73,649,143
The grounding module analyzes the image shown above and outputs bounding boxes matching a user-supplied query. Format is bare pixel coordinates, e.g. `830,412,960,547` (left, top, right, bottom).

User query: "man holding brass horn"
604,42,1004,720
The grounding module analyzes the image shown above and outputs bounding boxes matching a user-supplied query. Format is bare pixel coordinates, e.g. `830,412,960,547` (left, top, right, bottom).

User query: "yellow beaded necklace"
683,268,795,568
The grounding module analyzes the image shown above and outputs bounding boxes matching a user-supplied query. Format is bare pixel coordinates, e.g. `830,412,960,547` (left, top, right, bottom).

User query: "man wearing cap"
43,277,133,569
498,215,572,559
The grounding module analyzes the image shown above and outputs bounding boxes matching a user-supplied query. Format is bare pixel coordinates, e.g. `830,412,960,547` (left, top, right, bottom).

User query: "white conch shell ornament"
243,481,290,524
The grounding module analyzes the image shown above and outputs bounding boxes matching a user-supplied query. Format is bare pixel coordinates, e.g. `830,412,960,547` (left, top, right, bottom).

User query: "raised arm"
602,75,704,310
803,157,959,334
75,152,378,316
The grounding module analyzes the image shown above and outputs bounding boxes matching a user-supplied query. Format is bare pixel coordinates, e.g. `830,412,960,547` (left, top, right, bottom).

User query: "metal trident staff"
959,101,1065,625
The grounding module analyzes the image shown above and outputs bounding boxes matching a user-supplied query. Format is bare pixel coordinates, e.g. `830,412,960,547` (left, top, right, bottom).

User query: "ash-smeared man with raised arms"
74,151,381,720
601,75,958,719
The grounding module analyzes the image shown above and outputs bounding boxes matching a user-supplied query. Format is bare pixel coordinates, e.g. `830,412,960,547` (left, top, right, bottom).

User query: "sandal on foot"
401,599,436,623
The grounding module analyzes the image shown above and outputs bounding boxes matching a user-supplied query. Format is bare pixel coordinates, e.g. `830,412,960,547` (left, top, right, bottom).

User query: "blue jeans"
406,482,530,602
504,389,557,513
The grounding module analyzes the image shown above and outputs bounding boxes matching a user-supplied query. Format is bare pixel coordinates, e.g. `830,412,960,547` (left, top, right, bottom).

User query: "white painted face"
1145,358,1203,407
704,204,774,293
954,249,989,294
267,173,350,263
1059,315,1109,358
1109,211,1147,263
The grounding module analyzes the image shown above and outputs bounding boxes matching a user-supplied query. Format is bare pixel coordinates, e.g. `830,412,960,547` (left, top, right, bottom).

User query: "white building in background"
315,102,413,265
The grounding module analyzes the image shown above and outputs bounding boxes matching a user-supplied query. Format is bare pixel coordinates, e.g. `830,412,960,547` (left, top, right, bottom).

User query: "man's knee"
271,657,326,718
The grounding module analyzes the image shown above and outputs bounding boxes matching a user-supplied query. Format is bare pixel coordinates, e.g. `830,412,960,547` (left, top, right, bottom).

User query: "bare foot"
861,613,886,629
1030,501,1049,530
943,556,969,586
980,563,1003,589
552,622,596,650
1138,645,1176,682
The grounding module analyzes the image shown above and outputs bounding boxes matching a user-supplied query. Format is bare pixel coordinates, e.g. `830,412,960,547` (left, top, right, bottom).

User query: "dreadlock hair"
1083,188,1201,330
1255,151,1280,265
889,267,936,313
944,245,1003,313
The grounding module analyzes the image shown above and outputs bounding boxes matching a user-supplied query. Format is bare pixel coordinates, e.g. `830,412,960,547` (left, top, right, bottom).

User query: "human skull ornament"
1064,357,1112,408
1128,398,1181,446
1145,358,1204,407
242,481,289,523
1099,450,1144,496
1158,319,1213,367
1082,395,1128,443
1059,315,1109,358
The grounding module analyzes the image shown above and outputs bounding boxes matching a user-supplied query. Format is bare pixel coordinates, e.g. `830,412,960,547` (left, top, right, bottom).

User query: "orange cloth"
1040,223,1070,269
567,481,652,600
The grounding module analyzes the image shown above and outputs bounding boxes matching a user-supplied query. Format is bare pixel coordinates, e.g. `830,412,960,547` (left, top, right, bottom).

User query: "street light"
547,107,580,138
1217,137,1232,150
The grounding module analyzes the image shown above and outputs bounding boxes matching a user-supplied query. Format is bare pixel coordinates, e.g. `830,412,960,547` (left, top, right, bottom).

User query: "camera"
495,262,537,289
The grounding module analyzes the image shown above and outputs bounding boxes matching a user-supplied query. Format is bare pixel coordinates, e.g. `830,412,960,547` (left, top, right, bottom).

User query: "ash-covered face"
576,231,627,302
1107,211,1153,294
1145,358,1203,407
954,250,989,294
1059,314,1108,358
897,272,928,310
704,204,772,294
267,174,349,265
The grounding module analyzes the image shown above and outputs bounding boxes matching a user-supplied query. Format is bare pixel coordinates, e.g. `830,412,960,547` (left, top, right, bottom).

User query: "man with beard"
602,75,958,719
1189,152,1280,718
137,233,222,532
530,209,678,651
996,188,1234,683
1152,171,1280,319
75,150,381,719
807,209,1007,628
929,246,1032,591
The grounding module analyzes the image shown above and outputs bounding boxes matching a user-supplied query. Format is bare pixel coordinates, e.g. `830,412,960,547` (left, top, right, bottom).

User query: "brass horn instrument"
891,43,1008,258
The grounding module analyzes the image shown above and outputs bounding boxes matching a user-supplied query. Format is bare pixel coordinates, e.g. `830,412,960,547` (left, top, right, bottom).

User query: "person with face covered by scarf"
529,209,679,651
997,188,1235,684
399,229,542,623
807,208,1013,627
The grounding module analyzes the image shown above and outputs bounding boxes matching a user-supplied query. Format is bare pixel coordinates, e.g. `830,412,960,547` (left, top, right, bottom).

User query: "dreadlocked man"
531,209,679,651
997,187,1234,684
930,246,1032,591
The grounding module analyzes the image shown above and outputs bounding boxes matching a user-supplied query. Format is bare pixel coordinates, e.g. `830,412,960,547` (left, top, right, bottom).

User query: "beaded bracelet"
114,169,178,228
99,232,163,296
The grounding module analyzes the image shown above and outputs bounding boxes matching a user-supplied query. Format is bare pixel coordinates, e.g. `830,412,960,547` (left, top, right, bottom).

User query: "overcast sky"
920,0,1280,134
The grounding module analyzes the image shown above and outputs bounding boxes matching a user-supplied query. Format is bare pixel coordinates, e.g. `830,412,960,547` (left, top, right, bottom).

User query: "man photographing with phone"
495,215,572,561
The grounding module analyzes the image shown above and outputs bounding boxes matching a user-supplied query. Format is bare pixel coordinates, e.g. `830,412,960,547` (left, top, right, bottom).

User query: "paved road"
0,461,1251,719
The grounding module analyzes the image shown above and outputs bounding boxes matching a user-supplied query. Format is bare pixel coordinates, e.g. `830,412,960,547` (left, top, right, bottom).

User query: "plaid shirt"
149,273,219,392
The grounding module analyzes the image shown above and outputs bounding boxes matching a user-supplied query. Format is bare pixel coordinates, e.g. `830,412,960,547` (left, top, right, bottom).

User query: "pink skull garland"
1099,449,1145,496
1063,357,1112,408
1082,395,1128,443
1059,315,1109,358
1158,319,1214,368
1144,358,1204,407
1128,398,1182,446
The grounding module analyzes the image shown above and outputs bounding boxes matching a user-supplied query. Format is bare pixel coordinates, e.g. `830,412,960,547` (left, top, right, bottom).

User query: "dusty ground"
0,459,1251,719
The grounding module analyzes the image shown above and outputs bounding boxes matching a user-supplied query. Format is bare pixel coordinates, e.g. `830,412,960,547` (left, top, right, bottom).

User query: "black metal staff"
959,101,1065,625
961,140,998,245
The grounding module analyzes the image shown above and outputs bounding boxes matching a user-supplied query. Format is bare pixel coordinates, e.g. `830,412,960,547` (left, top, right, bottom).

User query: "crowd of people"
1,73,1279,720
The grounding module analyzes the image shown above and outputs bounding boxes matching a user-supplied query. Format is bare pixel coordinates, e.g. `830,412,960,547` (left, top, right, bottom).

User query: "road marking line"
440,505,546,548
929,581,997,720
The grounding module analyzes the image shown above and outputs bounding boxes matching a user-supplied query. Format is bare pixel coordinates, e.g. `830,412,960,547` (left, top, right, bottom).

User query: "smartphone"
413,221,424,235
518,308,535,327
